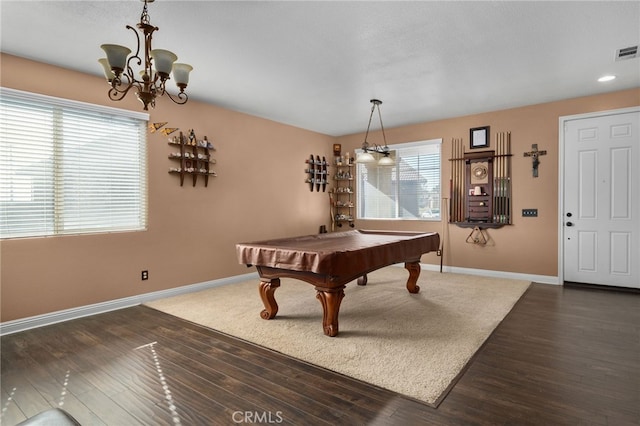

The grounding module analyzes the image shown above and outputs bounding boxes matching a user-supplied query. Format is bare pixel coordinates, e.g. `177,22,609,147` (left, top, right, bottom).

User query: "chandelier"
356,99,394,166
98,0,192,110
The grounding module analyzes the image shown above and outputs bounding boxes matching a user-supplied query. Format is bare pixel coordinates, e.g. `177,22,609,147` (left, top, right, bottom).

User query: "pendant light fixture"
98,0,192,110
356,99,394,166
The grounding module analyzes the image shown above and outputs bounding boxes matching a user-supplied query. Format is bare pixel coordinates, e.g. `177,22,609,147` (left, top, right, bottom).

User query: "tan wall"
1,53,638,322
0,54,335,321
338,88,640,276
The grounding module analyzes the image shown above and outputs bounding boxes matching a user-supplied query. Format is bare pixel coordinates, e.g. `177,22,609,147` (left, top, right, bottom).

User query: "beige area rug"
145,267,530,406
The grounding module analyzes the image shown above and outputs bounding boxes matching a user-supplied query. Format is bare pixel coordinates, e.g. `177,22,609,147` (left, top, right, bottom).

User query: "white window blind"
357,139,441,220
0,88,148,239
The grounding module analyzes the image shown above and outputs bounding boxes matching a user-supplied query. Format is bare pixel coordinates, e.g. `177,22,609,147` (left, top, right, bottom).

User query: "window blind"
0,88,148,239
357,139,441,220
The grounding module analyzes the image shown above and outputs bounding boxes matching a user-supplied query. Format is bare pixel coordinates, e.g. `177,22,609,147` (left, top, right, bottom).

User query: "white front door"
563,109,639,288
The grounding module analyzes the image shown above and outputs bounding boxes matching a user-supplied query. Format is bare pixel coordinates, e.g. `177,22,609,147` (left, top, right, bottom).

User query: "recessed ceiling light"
598,75,616,82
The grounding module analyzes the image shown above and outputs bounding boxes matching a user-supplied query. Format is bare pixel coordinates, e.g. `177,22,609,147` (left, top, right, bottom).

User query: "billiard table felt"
236,229,440,277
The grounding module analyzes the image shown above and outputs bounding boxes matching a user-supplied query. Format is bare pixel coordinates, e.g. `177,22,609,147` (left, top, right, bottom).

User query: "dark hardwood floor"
1,283,638,425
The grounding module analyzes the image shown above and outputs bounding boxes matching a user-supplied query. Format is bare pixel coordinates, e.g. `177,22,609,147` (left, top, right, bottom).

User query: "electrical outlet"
436,249,442,256
141,270,149,280
522,209,538,217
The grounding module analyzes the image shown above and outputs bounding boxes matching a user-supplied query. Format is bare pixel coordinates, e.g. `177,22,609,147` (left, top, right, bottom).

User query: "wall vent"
615,45,638,61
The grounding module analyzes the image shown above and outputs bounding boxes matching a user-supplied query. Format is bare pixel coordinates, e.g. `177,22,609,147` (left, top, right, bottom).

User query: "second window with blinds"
357,139,442,221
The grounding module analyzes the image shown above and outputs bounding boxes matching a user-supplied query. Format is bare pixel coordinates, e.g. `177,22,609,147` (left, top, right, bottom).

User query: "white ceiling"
1,1,638,136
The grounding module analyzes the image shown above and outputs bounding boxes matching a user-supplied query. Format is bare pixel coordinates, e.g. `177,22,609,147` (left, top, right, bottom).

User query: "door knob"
566,212,572,217
566,221,573,227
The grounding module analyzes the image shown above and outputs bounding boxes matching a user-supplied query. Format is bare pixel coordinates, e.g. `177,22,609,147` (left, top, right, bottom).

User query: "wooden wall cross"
523,143,547,177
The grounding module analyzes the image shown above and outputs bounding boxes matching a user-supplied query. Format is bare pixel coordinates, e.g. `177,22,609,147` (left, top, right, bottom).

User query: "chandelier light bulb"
100,44,131,74
150,49,178,78
356,152,376,163
98,58,115,82
377,154,395,166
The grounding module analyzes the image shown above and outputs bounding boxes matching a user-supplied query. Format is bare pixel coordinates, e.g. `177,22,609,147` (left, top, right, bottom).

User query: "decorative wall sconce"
98,0,193,110
356,99,394,166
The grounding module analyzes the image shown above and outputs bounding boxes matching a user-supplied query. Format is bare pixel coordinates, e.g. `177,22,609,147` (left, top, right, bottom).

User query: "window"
0,88,148,239
357,139,441,220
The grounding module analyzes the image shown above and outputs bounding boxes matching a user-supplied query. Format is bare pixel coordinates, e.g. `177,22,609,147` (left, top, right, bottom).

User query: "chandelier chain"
362,103,376,150
376,102,387,147
140,0,151,26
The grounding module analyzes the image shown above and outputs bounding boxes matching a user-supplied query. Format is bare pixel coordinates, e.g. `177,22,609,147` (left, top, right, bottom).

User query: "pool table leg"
259,278,281,320
357,274,368,286
405,261,421,293
315,287,345,337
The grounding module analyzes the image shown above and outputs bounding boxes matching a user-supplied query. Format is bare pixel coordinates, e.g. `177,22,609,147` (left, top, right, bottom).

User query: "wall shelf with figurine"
329,150,355,230
305,155,328,192
168,129,217,187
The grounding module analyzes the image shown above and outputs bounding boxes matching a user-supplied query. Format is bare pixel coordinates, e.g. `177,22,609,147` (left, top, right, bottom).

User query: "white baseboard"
0,272,258,336
420,263,560,285
0,266,558,336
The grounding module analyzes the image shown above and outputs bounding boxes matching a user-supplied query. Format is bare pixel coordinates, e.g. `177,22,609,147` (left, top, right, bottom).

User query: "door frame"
557,106,640,285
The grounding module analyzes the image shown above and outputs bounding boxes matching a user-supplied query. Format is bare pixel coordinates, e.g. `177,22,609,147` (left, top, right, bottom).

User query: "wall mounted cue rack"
449,132,512,229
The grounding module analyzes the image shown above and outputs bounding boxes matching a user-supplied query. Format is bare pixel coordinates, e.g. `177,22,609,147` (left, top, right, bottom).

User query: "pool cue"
505,133,510,222
497,132,502,222
440,197,448,273
455,139,460,222
454,138,463,222
493,132,500,222
451,139,457,222
329,191,335,231
456,138,460,222
454,139,459,222
461,138,464,220
501,133,505,223
504,133,508,221
506,132,511,222
499,132,505,222
450,139,457,222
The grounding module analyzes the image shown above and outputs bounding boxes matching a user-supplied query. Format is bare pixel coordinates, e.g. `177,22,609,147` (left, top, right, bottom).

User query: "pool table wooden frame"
236,230,440,337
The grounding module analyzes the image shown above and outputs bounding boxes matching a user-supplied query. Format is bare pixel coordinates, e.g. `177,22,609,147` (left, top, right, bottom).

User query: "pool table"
236,229,440,336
